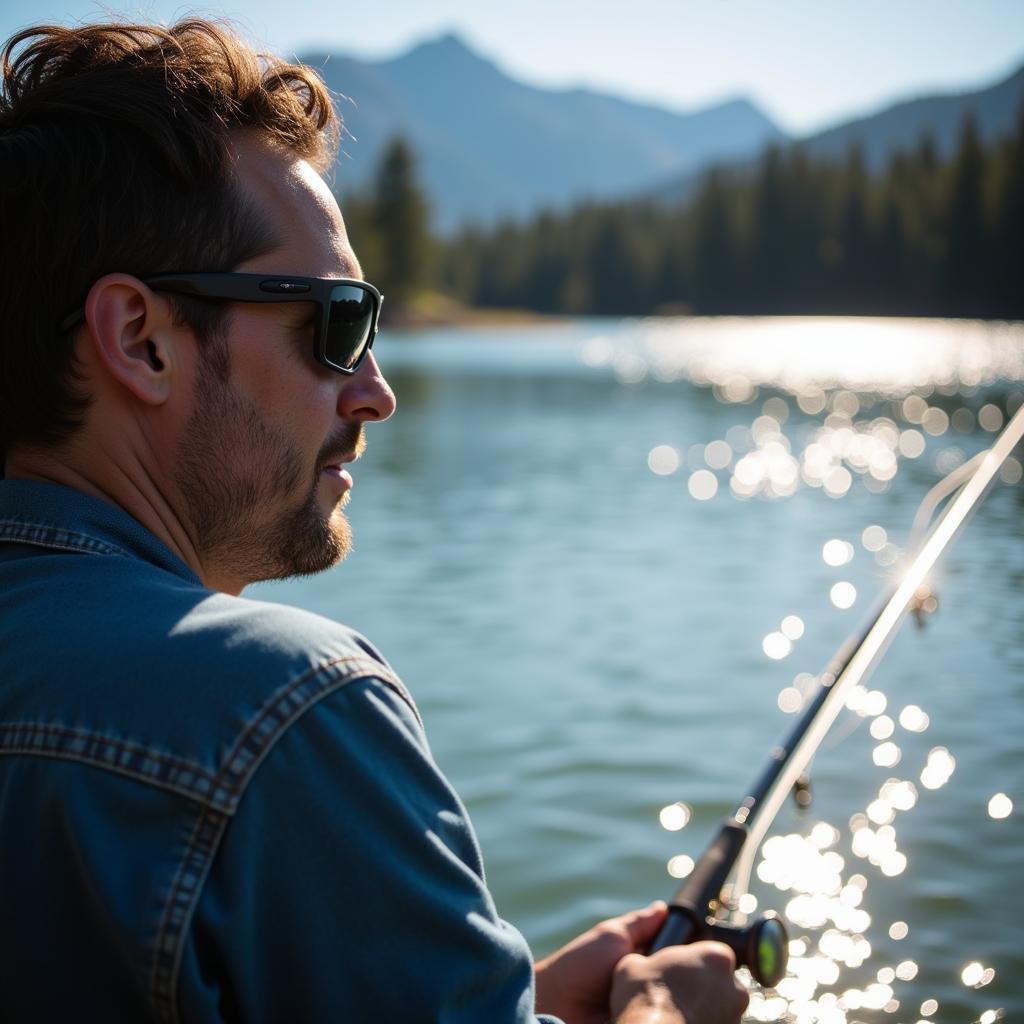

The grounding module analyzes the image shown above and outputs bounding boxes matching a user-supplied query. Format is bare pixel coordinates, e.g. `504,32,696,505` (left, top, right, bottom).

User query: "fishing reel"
650,904,788,989
702,910,788,988
650,820,789,988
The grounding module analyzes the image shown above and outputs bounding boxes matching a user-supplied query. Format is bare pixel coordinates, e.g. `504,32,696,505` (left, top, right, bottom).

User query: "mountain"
653,60,1024,203
801,61,1024,168
301,34,786,231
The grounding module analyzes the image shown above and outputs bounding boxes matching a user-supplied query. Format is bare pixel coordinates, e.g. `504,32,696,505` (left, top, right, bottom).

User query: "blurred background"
5,3,1022,1021
5,0,1023,320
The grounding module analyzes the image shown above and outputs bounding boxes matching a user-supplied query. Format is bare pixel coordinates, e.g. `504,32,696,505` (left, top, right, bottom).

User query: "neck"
4,443,241,594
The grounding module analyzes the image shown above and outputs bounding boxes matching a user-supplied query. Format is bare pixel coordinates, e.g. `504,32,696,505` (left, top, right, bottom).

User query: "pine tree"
945,114,985,315
372,138,431,309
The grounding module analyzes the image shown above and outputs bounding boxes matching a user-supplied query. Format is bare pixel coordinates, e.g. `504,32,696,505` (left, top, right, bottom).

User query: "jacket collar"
0,479,201,585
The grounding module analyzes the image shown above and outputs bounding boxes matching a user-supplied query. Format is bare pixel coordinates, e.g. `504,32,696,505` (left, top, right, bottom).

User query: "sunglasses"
60,273,383,375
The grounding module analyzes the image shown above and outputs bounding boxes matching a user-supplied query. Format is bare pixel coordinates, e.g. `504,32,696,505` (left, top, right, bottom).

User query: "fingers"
658,939,736,973
602,901,667,946
672,942,747,1020
612,941,749,1024
612,900,669,950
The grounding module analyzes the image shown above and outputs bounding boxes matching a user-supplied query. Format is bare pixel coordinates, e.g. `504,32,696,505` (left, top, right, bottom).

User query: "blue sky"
2,0,1022,134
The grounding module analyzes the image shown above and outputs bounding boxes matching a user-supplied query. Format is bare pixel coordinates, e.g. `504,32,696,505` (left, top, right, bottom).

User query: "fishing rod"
647,400,1024,989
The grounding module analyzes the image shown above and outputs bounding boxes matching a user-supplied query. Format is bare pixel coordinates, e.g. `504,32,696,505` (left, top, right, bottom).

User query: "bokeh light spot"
899,429,926,458
659,798,692,831
898,705,930,732
704,439,732,469
687,469,718,500
763,631,793,660
823,539,854,566
902,395,927,423
777,687,802,713
659,802,692,831
870,715,895,740
978,404,1004,432
781,615,805,640
1000,457,1022,485
921,407,949,436
960,961,993,987
667,854,694,879
920,747,956,790
873,742,902,768
951,407,976,433
987,793,1012,819
895,959,918,980
824,466,853,498
762,396,790,423
862,524,887,552
648,445,680,475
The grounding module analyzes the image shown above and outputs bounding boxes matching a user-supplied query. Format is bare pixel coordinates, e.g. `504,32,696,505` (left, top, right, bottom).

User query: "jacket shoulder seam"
150,658,419,1022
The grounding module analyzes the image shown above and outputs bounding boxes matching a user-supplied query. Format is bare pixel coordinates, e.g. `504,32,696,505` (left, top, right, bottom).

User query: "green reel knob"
704,910,788,989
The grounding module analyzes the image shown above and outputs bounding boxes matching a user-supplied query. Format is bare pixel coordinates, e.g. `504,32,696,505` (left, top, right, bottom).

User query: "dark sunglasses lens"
326,285,376,370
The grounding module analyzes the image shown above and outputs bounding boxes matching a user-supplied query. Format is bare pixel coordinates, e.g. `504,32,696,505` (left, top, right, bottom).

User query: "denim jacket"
0,480,560,1024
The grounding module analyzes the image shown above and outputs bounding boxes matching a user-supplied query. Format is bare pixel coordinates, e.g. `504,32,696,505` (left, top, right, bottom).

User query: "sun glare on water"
634,318,1022,1022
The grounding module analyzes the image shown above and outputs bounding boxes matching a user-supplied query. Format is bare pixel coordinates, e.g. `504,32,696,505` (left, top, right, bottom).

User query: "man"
0,20,749,1023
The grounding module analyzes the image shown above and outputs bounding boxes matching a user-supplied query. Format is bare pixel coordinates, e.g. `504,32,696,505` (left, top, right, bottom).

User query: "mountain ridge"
302,33,785,230
301,33,1024,230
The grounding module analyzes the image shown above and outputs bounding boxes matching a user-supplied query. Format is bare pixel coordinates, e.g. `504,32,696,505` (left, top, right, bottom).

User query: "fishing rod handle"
668,820,748,909
648,904,700,953
650,820,747,954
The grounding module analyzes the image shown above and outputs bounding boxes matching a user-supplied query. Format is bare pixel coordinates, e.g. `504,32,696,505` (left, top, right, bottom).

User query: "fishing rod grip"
648,905,700,952
649,819,748,954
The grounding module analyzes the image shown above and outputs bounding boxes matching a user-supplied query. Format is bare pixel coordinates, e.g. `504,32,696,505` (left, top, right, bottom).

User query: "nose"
336,351,396,422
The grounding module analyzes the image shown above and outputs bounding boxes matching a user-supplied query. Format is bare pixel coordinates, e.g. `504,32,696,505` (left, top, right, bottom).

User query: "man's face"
172,138,395,590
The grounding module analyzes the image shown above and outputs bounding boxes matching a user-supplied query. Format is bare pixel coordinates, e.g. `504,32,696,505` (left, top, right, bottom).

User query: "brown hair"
0,19,339,454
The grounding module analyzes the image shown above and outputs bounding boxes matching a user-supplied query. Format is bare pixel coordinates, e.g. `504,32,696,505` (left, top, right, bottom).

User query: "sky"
2,0,1022,135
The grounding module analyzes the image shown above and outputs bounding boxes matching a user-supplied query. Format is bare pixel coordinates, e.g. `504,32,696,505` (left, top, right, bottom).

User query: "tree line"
342,109,1024,320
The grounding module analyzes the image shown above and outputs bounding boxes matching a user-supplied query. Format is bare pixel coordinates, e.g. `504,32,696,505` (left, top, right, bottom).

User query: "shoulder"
172,588,407,702
2,547,421,802
137,587,423,793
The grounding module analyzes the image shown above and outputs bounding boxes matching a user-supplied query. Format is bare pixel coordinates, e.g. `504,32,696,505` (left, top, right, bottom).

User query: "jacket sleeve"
177,675,563,1024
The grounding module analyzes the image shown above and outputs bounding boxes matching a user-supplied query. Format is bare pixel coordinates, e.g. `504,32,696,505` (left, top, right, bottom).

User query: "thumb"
618,900,669,950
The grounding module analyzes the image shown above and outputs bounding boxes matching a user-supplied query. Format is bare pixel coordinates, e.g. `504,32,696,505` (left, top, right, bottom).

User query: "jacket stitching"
147,660,418,1023
0,518,131,558
211,655,419,809
0,656,415,815
150,802,230,1024
0,723,222,806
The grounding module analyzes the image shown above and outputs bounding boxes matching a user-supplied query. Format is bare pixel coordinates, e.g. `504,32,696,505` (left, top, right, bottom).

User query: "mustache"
318,423,366,466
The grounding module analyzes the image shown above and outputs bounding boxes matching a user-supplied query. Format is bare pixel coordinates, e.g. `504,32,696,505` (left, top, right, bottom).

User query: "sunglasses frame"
60,272,383,375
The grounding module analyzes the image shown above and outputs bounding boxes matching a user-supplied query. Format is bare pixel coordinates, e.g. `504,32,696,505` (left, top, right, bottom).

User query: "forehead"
231,134,358,278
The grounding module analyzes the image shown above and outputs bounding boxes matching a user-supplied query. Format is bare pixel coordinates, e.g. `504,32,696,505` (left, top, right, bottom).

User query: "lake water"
254,316,1024,1023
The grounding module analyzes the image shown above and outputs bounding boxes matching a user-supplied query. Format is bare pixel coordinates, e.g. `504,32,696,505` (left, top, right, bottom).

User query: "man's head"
0,20,396,592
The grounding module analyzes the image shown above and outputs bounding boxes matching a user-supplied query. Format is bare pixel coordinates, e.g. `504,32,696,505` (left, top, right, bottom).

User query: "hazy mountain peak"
308,33,788,229
394,31,491,69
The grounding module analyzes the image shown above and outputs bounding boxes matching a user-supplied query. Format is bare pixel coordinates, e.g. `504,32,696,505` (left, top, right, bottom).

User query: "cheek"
240,356,337,431
224,315,340,443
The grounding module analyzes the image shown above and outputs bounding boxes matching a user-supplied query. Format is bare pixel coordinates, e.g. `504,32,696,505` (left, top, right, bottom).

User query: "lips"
320,451,357,489
321,451,356,472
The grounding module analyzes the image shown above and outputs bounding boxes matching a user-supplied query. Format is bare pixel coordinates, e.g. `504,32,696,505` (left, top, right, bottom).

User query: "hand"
610,941,749,1024
534,901,671,1024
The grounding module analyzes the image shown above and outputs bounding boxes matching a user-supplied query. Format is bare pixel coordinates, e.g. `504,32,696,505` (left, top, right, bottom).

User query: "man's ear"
82,274,183,405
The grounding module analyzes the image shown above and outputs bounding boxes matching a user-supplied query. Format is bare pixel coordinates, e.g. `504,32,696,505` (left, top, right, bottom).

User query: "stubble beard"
174,364,357,587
